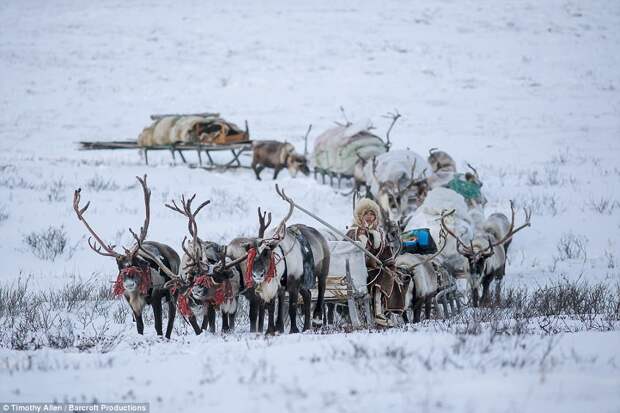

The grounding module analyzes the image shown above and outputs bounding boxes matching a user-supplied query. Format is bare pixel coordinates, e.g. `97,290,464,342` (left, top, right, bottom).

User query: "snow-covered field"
1,0,619,412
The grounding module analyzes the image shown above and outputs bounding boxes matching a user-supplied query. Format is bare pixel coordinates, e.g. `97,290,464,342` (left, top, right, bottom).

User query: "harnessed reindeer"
369,155,429,226
229,186,330,334
72,175,180,338
440,202,532,306
227,208,272,333
164,195,242,334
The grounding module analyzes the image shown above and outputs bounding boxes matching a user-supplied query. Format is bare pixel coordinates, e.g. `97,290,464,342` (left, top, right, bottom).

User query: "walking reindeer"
72,175,180,338
440,202,532,306
164,195,242,334
228,185,330,334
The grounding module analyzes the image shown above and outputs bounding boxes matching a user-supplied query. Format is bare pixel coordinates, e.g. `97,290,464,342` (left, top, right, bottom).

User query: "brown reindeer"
73,175,180,338
251,140,310,180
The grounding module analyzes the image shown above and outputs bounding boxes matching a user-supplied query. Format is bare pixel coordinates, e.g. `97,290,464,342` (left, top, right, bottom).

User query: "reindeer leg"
253,163,264,181
249,299,258,332
273,166,282,180
448,293,457,316
402,311,410,324
200,313,209,331
165,294,176,339
258,301,265,332
481,277,492,307
288,285,300,334
229,311,236,331
207,305,216,333
152,293,164,336
424,297,432,320
471,287,480,308
312,275,325,327
134,310,144,335
300,288,311,331
189,315,202,335
221,311,230,333
413,301,422,323
327,303,335,325
276,289,285,333
495,278,503,306
266,300,276,335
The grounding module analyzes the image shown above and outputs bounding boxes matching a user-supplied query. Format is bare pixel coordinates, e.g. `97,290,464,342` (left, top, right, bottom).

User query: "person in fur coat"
346,198,408,326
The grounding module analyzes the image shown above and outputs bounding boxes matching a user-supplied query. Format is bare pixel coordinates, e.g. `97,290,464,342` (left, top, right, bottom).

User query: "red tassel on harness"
245,247,276,289
112,266,151,296
177,292,193,317
245,248,258,288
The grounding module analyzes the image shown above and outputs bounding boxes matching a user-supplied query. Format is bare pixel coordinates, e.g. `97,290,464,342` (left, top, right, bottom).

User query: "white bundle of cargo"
137,115,247,147
312,120,387,175
325,240,368,295
363,149,431,196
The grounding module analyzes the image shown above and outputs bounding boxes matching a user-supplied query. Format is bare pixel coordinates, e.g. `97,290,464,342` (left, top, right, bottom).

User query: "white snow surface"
1,0,619,412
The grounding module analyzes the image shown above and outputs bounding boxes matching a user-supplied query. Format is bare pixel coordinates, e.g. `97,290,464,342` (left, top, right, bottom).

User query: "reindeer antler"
165,194,211,271
73,188,122,258
382,109,401,151
273,184,295,240
439,209,474,256
128,175,151,258
486,201,532,249
257,207,272,238
466,163,480,180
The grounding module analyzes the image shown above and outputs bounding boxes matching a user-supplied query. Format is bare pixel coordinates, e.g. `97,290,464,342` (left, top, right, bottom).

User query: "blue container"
401,228,437,254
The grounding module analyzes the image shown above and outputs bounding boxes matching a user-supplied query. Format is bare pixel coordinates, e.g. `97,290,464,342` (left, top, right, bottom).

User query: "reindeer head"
286,153,310,177
73,175,174,295
372,157,428,223
440,203,531,280
242,185,294,286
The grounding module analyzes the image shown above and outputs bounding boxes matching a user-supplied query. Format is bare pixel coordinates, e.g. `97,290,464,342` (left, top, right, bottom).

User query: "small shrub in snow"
521,194,563,216
586,198,619,215
526,170,542,186
44,179,66,202
23,226,68,261
0,206,8,224
555,232,587,261
85,175,119,191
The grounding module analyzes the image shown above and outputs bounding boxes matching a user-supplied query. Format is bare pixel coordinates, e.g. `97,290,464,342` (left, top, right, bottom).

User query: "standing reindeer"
440,202,531,306
72,175,180,338
227,207,272,333
228,186,330,334
366,152,429,226
164,195,241,334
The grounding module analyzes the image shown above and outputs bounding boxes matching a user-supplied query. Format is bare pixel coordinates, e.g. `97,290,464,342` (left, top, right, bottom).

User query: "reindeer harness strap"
289,226,315,289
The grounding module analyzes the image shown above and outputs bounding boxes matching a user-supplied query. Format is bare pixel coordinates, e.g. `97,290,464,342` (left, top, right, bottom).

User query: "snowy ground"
1,0,619,412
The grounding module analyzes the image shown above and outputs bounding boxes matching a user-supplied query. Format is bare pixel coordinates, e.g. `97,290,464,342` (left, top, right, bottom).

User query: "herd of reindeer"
72,144,531,338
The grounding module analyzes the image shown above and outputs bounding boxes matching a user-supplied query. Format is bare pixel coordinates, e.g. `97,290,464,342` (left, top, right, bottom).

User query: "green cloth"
448,174,482,199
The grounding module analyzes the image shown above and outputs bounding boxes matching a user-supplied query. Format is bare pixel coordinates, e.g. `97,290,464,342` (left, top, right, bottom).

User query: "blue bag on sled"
401,228,437,255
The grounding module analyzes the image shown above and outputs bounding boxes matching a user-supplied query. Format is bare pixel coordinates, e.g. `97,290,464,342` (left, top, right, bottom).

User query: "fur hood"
353,198,381,229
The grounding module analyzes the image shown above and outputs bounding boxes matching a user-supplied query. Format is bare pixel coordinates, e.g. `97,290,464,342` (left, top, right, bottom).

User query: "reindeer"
369,155,429,227
440,202,531,306
72,175,180,338
251,140,310,180
226,207,272,333
395,229,461,322
427,148,487,208
164,194,241,334
229,186,330,334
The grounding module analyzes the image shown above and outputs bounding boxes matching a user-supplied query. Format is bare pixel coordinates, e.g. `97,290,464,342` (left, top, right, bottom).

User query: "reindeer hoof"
312,317,323,327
